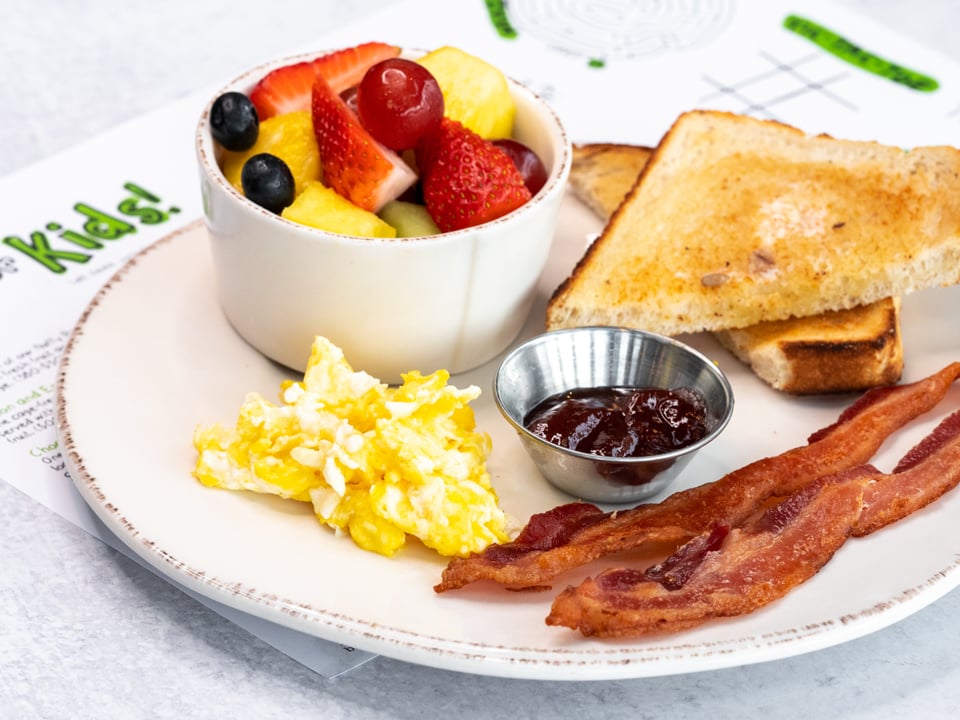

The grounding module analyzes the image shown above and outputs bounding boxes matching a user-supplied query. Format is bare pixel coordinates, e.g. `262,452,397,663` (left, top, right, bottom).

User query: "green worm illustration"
484,0,517,39
482,0,606,67
784,14,939,92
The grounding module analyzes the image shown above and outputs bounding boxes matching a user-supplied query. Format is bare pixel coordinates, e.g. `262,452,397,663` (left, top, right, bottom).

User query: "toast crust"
549,111,960,336
713,298,903,394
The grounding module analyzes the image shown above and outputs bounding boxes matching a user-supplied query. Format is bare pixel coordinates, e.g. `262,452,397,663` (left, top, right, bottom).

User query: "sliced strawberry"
416,118,532,232
250,42,400,120
311,74,417,213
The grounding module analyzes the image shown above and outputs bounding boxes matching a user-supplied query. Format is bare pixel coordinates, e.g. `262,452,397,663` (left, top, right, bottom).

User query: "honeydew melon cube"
379,200,441,237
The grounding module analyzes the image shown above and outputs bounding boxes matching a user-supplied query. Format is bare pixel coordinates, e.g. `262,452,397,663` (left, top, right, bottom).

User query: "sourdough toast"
569,143,653,219
713,300,903,394
550,111,960,340
566,139,905,394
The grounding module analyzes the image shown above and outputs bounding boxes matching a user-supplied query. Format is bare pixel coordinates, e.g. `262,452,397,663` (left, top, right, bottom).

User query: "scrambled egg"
193,336,508,557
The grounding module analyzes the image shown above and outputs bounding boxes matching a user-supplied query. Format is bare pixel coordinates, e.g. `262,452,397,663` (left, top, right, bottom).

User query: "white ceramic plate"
57,201,960,680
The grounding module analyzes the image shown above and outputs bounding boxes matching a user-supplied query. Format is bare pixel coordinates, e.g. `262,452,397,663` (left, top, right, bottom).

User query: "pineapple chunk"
282,182,397,238
221,110,321,197
417,46,515,140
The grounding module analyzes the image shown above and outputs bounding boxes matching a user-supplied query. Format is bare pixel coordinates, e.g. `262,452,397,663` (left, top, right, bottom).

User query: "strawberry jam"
524,386,709,458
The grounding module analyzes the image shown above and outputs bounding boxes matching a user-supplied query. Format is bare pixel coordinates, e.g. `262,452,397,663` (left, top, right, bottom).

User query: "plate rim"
55,219,960,681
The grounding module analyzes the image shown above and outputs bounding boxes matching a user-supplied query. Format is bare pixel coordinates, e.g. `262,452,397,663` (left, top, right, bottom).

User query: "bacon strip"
855,408,960,536
642,522,730,590
436,362,960,592
547,409,960,638
546,470,869,637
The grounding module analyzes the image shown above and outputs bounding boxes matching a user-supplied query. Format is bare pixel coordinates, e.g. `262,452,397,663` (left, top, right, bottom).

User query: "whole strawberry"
416,118,532,232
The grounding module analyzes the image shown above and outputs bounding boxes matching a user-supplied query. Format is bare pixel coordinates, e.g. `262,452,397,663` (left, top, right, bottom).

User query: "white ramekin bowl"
196,49,571,382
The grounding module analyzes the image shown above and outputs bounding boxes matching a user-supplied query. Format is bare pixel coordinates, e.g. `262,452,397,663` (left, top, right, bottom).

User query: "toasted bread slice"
713,300,903,394
566,140,906,394
569,143,653,219
549,111,960,339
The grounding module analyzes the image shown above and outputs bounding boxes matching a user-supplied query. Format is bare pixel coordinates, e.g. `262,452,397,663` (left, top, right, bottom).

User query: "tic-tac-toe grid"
699,50,858,121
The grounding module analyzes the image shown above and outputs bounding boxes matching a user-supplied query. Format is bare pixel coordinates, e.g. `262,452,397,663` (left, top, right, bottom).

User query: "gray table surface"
3,1,959,718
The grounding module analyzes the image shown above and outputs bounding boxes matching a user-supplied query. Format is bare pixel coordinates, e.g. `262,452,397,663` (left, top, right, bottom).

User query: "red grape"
357,58,444,151
493,139,548,196
339,85,359,115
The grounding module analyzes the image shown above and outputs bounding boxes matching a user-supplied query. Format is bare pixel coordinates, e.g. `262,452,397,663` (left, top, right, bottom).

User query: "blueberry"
241,153,295,214
210,92,259,151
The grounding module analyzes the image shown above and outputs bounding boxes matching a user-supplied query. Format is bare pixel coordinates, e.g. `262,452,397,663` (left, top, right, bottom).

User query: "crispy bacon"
546,410,960,638
545,470,869,637
642,523,730,590
436,363,960,593
854,408,960,536
481,503,608,562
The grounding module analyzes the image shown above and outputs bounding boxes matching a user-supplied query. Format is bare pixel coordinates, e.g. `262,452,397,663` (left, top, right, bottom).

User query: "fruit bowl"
196,45,571,382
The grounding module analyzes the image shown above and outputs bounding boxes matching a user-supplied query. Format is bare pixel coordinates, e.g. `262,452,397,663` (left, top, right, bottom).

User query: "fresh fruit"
250,42,401,120
493,139,548,196
210,92,259,151
357,58,444,151
311,74,417,213
221,110,320,197
282,182,397,238
340,85,359,114
379,200,441,237
241,153,295,214
417,46,515,140
416,118,531,232
212,43,543,237
395,166,424,205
